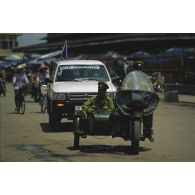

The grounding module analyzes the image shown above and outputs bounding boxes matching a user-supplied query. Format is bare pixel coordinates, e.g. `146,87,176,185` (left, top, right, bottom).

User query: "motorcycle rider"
131,61,154,142
82,81,115,119
13,64,29,112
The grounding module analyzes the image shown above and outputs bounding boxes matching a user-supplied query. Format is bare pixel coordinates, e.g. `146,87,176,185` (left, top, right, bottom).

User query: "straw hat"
16,64,25,70
39,64,49,70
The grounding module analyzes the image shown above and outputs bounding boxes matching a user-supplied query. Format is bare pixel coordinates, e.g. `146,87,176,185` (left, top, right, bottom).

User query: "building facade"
13,33,195,84
0,33,22,60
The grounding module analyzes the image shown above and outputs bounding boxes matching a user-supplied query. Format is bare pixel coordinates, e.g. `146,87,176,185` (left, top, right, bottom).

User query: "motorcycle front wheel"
131,120,140,155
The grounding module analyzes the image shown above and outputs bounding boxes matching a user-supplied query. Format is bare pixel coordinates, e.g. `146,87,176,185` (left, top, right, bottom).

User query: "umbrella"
129,51,151,58
0,62,13,68
39,50,61,60
4,54,23,61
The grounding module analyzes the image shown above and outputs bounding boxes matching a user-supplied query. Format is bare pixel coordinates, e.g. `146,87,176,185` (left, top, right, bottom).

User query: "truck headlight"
53,93,67,100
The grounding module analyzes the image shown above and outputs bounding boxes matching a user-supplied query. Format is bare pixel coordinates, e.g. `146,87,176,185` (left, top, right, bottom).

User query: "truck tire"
73,117,80,149
49,113,60,130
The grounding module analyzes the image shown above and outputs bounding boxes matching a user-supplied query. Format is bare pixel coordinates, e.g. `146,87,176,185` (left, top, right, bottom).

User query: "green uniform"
82,95,115,118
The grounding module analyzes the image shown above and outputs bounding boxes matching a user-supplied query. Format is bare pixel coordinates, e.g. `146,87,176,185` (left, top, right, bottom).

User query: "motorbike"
73,71,159,154
151,72,166,92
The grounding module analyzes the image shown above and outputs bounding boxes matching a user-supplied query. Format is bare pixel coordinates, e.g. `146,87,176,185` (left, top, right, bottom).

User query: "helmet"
123,56,127,61
133,61,143,70
39,64,49,70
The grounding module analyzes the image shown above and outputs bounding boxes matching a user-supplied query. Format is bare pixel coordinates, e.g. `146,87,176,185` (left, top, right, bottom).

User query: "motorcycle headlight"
53,93,67,100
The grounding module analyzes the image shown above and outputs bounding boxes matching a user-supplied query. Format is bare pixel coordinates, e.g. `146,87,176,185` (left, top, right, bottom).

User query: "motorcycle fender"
132,112,142,120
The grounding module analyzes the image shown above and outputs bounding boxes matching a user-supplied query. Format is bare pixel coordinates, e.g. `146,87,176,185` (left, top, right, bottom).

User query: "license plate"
75,105,82,111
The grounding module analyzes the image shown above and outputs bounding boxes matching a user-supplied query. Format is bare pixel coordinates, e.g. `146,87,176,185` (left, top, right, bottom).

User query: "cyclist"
37,64,49,89
36,64,50,111
13,64,29,112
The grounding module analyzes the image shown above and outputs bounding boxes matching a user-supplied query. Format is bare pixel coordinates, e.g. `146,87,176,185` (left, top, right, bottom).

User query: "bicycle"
15,84,25,114
40,84,47,113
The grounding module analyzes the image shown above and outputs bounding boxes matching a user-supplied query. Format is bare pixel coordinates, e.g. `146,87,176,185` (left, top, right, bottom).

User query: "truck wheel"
74,132,80,149
131,120,140,155
49,113,60,130
47,98,51,114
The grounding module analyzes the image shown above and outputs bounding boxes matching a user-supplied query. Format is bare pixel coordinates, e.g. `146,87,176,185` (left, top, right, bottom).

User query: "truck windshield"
55,64,110,82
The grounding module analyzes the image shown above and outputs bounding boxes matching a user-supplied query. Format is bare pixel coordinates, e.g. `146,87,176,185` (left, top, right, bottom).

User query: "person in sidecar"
81,81,115,119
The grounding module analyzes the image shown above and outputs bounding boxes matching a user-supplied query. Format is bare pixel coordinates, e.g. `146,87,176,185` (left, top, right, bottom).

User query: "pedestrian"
30,68,38,102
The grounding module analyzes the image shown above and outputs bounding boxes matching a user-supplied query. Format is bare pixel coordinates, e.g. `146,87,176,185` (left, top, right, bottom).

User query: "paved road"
1,83,195,161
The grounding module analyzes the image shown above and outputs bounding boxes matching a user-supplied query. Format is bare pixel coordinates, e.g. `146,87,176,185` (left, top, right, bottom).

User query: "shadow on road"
163,101,195,108
25,100,35,103
67,145,151,155
40,122,73,133
10,144,87,162
177,101,195,108
7,112,18,114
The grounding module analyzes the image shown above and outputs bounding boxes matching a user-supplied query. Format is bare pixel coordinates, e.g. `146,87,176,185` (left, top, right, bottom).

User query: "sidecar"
73,71,159,154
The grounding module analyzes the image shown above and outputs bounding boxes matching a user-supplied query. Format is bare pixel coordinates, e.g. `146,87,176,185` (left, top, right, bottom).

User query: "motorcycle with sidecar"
73,71,159,154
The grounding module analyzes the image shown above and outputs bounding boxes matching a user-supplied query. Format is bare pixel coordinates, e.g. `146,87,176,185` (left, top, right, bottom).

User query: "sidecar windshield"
121,71,154,92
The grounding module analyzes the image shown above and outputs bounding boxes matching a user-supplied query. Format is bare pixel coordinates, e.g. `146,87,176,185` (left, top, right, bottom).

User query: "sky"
17,33,46,47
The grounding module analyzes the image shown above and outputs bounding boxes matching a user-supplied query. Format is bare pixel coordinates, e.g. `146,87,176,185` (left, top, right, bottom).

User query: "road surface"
1,83,195,161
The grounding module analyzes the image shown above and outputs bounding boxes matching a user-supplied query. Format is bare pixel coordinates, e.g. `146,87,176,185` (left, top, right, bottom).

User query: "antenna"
61,40,68,60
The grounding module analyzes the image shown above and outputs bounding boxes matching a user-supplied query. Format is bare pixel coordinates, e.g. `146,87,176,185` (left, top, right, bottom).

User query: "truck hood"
52,80,116,93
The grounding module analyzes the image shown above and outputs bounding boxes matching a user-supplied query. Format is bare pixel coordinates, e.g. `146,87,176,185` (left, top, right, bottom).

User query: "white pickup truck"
47,60,117,128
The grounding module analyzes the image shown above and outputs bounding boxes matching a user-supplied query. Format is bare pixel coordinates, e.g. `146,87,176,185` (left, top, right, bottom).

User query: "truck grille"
68,93,97,102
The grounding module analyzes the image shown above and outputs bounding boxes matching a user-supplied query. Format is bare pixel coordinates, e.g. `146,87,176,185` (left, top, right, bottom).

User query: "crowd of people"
1,63,50,112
